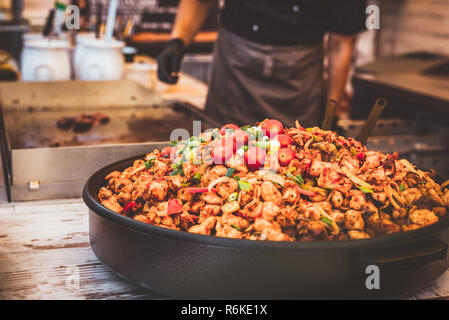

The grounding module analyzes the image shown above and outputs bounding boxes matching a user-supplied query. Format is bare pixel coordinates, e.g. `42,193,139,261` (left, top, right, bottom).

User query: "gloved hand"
157,38,186,84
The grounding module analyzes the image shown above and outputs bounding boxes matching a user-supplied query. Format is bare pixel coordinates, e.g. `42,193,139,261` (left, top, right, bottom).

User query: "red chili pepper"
187,188,216,194
304,160,313,176
297,188,316,197
123,202,137,213
331,177,342,185
167,199,183,215
356,152,365,161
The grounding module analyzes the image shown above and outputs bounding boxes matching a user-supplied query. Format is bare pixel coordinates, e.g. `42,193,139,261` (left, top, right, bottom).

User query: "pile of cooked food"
98,119,449,242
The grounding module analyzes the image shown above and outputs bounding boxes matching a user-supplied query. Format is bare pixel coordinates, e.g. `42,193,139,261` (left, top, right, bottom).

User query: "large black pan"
83,155,449,299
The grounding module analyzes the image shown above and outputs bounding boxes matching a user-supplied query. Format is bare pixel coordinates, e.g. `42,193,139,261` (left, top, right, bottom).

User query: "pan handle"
356,239,448,271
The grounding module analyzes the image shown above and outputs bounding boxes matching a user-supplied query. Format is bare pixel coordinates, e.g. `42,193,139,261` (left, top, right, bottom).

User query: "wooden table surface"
0,199,448,300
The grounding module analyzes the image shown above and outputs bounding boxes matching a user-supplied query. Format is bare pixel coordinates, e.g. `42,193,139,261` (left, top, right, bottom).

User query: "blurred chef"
157,0,366,128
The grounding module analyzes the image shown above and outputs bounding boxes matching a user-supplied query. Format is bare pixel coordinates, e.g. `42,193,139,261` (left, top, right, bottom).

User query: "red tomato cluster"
215,120,296,169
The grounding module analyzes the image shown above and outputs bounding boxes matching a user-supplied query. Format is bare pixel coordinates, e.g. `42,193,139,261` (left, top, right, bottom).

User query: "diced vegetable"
356,152,365,161
321,217,333,227
238,180,251,191
358,186,374,194
231,224,242,231
286,172,302,185
226,167,236,178
296,173,305,184
341,167,373,190
399,183,406,191
228,192,238,202
170,169,180,176
145,159,155,169
192,173,202,184
123,202,137,213
167,199,183,215
187,187,215,194
297,188,316,197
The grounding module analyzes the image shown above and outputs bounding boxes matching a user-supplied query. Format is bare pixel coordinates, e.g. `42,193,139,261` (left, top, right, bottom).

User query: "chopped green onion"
286,172,303,186
192,173,202,184
145,159,155,169
170,169,180,176
228,192,238,202
231,224,242,231
241,145,249,151
238,180,251,191
321,217,333,227
170,140,179,146
234,175,241,181
399,183,406,191
226,167,236,178
358,186,374,194
296,173,305,184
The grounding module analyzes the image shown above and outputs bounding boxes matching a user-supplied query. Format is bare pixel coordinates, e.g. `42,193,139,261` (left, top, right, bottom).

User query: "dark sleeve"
327,0,366,35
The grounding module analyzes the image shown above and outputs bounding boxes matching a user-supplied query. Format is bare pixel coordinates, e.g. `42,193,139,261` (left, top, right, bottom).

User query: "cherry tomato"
278,148,296,167
277,134,293,148
244,147,267,171
211,138,236,164
220,124,239,136
261,119,284,138
161,146,173,158
230,129,249,148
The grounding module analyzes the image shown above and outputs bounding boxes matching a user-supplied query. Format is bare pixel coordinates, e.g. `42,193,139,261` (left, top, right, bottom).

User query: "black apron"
205,26,325,128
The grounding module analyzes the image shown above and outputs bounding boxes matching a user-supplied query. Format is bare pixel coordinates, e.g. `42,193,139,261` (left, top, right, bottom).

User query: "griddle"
0,80,219,201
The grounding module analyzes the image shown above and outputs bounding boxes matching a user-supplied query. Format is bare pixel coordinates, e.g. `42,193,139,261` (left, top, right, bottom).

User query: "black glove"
157,38,186,84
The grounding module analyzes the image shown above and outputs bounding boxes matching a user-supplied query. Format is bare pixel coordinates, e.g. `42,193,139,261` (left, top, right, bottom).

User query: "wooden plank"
0,199,165,300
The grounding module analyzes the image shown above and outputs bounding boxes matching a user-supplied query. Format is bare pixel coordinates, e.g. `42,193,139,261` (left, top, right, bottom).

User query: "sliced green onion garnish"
170,169,180,176
399,183,406,191
358,186,373,194
145,159,155,169
234,175,241,181
286,172,303,185
321,217,333,227
238,180,251,191
226,167,236,178
231,224,242,231
228,192,238,202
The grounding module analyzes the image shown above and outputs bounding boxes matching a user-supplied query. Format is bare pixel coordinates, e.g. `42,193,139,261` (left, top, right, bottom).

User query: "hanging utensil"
42,8,55,37
321,99,337,131
357,98,388,145
95,1,103,39
105,0,118,42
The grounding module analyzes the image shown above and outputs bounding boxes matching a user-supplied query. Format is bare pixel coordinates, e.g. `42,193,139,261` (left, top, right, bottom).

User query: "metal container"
0,80,218,202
